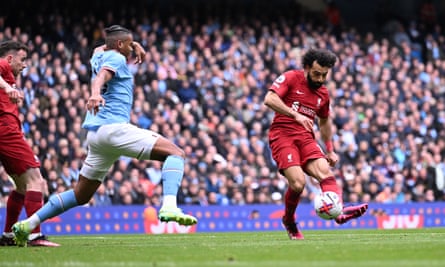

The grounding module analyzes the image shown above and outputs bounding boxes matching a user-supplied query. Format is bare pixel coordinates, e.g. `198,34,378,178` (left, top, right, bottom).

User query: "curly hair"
302,48,337,68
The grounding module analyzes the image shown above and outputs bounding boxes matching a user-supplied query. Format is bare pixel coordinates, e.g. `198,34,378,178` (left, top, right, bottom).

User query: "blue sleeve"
102,52,126,78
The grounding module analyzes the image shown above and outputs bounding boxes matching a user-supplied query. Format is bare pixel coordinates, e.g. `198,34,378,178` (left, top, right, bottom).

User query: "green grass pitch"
1,228,444,267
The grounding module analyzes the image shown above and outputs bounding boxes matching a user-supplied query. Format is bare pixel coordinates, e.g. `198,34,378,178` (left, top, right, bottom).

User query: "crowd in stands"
0,1,445,208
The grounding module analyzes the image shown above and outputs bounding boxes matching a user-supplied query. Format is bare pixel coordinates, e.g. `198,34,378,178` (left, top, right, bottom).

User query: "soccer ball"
313,191,343,220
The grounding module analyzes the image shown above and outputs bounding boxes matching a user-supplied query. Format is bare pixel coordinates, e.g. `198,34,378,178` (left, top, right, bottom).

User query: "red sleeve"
317,91,330,119
0,59,14,84
269,71,295,98
0,61,7,76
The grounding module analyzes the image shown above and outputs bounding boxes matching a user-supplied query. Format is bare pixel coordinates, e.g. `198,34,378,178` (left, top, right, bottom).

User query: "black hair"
104,25,132,49
104,25,131,35
0,40,29,57
302,48,337,68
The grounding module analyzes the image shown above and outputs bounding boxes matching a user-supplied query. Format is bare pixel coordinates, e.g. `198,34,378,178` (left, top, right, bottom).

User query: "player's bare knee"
15,184,27,194
165,144,185,159
306,159,332,181
318,169,333,180
289,180,305,193
22,168,44,190
172,147,185,159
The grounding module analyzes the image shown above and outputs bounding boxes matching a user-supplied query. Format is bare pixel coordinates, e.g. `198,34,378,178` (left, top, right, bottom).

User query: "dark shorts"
0,115,40,176
269,132,325,171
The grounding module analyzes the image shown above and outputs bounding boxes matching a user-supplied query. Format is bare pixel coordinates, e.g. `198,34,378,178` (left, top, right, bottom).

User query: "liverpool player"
264,48,368,240
0,40,59,246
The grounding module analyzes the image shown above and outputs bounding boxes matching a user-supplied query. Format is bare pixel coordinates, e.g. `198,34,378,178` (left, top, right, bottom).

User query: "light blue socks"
36,189,79,222
161,155,185,196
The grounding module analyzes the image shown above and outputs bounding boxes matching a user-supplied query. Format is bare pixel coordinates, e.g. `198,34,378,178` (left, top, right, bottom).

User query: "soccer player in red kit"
264,48,368,240
0,41,59,246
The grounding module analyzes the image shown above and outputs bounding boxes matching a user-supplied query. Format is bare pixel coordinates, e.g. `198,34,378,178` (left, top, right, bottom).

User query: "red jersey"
268,70,330,138
0,59,40,175
0,58,19,118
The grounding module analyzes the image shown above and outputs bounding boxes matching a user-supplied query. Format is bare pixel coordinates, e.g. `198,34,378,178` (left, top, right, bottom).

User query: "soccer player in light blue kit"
13,25,197,246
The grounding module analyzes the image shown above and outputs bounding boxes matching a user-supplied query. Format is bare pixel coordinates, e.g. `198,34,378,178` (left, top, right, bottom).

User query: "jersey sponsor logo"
299,106,316,118
296,90,304,95
317,98,321,107
292,101,300,111
292,101,316,118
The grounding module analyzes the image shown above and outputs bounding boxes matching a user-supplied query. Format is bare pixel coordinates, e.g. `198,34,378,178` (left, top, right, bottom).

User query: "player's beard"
307,74,323,90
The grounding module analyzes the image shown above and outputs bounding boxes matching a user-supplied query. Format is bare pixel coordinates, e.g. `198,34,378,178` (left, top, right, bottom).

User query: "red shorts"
269,131,325,171
0,114,40,176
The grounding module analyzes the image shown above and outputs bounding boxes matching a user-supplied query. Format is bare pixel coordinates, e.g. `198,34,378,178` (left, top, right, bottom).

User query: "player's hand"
87,95,106,115
132,42,146,64
326,151,339,167
294,112,313,132
5,86,23,104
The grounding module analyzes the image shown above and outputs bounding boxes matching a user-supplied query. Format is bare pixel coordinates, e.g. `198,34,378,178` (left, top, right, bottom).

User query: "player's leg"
305,157,368,224
334,202,368,224
13,175,101,246
0,127,26,246
270,140,305,240
114,124,197,225
19,169,47,239
281,166,306,240
0,122,58,246
0,176,24,246
150,136,197,225
13,130,114,246
16,168,60,247
305,158,343,199
22,129,114,228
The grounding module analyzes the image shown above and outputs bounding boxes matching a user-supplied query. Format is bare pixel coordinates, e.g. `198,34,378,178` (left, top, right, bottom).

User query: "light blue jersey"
82,50,134,131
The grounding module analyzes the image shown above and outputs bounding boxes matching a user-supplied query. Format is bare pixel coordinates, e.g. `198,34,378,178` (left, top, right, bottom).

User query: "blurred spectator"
92,184,112,207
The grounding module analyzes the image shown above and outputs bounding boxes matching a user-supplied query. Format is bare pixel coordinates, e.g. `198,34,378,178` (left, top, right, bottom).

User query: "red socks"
24,191,43,234
283,177,342,223
3,190,25,233
283,188,301,223
320,176,343,203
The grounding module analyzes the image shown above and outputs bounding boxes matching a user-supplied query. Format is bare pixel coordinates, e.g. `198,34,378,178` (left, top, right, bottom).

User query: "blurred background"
1,0,445,213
